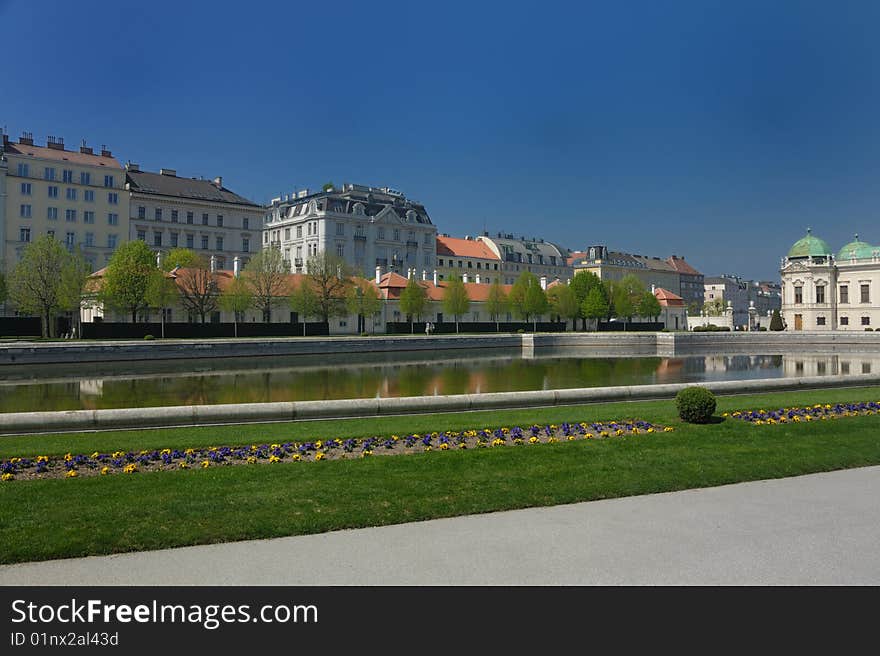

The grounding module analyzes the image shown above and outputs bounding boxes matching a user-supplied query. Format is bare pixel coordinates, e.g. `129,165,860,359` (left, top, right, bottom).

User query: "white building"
126,165,263,270
477,232,572,285
263,183,437,277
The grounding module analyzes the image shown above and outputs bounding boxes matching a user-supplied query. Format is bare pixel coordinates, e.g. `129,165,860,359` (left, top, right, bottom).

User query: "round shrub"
675,386,717,424
143,334,155,340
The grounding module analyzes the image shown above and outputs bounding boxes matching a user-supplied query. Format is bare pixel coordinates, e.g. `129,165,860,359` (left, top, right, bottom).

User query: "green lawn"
1,386,879,565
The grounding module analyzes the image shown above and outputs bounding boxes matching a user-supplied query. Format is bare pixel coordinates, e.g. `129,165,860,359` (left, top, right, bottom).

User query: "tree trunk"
456,318,459,334
234,320,238,338
161,311,165,339
131,309,137,324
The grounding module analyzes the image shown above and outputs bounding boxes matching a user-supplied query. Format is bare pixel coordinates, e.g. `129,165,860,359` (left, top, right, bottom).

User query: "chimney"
213,176,223,188
79,139,93,155
233,256,241,278
651,284,656,294
210,255,217,273
156,251,163,269
100,145,112,157
433,270,438,286
462,273,469,284
475,273,481,284
160,168,176,177
407,268,413,280
47,135,64,150
19,131,33,146
1,128,8,147
540,276,547,290
422,270,428,281
126,162,140,172
375,265,382,285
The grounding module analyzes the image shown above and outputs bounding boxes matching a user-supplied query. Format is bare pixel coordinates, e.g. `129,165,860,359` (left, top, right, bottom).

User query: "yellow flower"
647,427,655,433
269,455,281,463
185,448,195,456
528,436,539,444
91,451,100,459
123,464,137,474
270,444,280,450
600,431,609,437
112,451,125,459
663,427,674,432
64,452,73,462
179,462,189,469
315,440,323,449
615,429,624,436
568,435,576,441
632,427,640,434
201,460,210,468
491,438,505,447
247,456,257,464
1,473,14,481
36,455,49,463
585,433,594,439
361,450,373,458
160,448,171,456
439,443,449,450
66,470,78,478
315,452,326,461
424,446,432,452
100,466,110,476
547,436,558,443
292,454,302,461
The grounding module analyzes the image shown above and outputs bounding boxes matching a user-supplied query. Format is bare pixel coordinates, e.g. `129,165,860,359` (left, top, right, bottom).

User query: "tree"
637,291,662,322
485,280,508,332
100,240,156,323
442,277,470,333
582,285,610,330
523,279,550,331
175,256,219,323
345,280,383,334
163,247,199,271
611,274,645,326
569,271,602,330
220,275,253,337
508,271,539,324
57,248,92,338
0,266,7,307
399,277,427,333
289,278,320,336
547,283,579,331
145,270,178,338
704,298,726,316
305,252,353,324
769,308,784,331
8,236,70,337
243,248,288,322
687,301,703,316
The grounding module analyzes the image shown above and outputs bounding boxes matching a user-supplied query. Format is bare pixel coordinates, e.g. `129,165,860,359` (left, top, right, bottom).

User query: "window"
137,230,146,241
84,232,95,247
377,228,385,240
48,185,58,198
186,234,194,249
336,222,345,236
47,207,58,220
296,225,302,238
65,232,75,249
155,208,163,221
171,210,178,223
66,188,77,200
154,232,162,247
17,163,29,177
79,172,90,186
20,182,31,195
424,233,431,245
458,260,463,268
439,259,445,267
138,206,146,219
84,211,95,224
336,243,344,257
794,286,803,304
20,227,31,242
47,229,55,239
243,217,249,230
816,316,825,326
840,316,849,326
816,285,825,304
468,261,473,268
863,362,872,374
19,204,31,218
216,236,224,251
65,209,76,222
44,167,55,181
108,192,118,205
84,190,94,202
108,213,119,225
393,229,400,241
862,316,871,326
62,169,73,183
170,232,179,247
217,215,223,227
284,228,291,240
242,238,250,253
186,212,194,224
104,175,114,188
861,284,870,303
201,235,209,250
841,362,850,374
107,234,118,249
202,213,209,226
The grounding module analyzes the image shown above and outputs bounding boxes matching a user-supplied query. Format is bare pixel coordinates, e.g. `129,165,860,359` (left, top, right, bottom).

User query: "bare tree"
305,252,353,323
175,257,219,323
243,248,288,322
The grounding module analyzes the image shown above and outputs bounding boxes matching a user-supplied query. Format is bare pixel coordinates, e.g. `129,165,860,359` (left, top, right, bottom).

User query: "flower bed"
0,419,672,482
725,401,880,425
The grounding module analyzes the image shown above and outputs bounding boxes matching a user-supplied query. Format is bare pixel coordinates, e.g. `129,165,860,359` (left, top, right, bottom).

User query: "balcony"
353,234,367,241
406,240,419,248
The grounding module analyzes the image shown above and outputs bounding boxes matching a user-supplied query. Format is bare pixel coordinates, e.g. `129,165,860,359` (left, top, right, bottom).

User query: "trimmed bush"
143,334,155,340
769,309,784,331
675,386,717,424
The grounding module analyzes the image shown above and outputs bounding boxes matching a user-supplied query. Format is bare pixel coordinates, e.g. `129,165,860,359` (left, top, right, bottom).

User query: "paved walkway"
3,466,879,585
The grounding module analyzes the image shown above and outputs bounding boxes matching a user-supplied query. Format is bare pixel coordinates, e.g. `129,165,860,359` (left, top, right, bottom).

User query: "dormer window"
353,203,365,216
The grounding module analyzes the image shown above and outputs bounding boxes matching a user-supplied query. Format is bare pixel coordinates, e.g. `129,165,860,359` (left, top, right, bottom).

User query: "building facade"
476,233,572,285
435,235,502,284
570,246,681,295
666,255,704,310
263,183,437,278
780,230,880,331
1,132,129,272
705,274,782,329
126,165,263,270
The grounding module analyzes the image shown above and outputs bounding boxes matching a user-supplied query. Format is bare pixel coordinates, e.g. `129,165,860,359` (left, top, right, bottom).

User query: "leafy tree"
582,285,610,330
163,247,199,271
769,308,784,331
442,277,470,333
508,271,541,325
547,283,579,331
175,255,219,323
611,274,645,325
305,252,353,324
0,266,7,307
485,280,508,331
704,298,726,316
57,248,93,338
687,301,703,315
289,278,320,336
569,271,602,330
637,291,662,322
345,280,383,334
523,279,549,331
399,277,428,333
145,270,178,338
100,240,156,322
243,248,288,322
220,275,253,337
8,236,70,337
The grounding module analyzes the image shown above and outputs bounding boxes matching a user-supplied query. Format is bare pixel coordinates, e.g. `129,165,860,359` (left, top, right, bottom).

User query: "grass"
1,386,879,565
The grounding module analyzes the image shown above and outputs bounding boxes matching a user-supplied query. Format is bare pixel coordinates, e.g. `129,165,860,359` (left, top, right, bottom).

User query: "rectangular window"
336,222,345,236
17,163,29,177
794,286,803,304
170,232,179,247
216,236,224,251
107,234,118,249
186,211,194,224
65,232,75,249
84,189,94,202
20,204,31,218
862,316,871,326
243,217,249,230
84,211,95,224
20,182,31,195
199,235,209,250
138,206,146,219
104,175,114,188
47,207,58,220
20,227,31,242
393,229,400,241
108,213,119,225
63,169,73,183
154,232,162,247
439,259,444,267
861,284,870,303
108,192,118,205
80,172,91,185
186,234,194,249
84,232,95,247
155,208,163,221
48,185,58,198
137,230,146,241
171,210,178,223
242,238,250,253
66,188,77,200
284,228,291,240
217,215,223,227
816,286,825,304
202,213,209,226
44,167,55,181
816,316,825,326
65,209,76,222
336,243,344,257
296,225,302,238
840,316,849,326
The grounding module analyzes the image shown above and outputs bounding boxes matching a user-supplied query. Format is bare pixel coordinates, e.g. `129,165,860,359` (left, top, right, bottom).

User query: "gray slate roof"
127,170,261,208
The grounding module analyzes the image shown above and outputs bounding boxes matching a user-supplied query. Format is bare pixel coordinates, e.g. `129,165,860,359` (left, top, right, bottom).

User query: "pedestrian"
425,322,431,336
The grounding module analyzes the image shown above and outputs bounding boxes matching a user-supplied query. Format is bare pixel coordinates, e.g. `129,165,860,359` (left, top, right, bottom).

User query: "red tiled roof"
5,142,123,169
654,287,686,307
567,251,588,266
436,236,499,260
666,256,702,276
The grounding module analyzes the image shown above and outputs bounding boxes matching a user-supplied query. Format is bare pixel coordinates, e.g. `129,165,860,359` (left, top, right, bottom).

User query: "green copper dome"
788,228,832,258
837,234,875,260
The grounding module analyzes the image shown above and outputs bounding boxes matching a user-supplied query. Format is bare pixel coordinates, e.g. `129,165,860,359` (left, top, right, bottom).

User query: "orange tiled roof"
5,142,123,169
436,236,499,260
666,256,702,276
653,287,686,307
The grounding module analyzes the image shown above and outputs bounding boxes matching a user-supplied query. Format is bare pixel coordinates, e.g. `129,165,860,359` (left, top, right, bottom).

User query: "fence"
385,321,566,334
80,322,329,339
596,321,665,332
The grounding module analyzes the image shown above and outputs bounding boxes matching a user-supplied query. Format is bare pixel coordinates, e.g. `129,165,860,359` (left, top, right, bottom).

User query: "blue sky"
2,0,878,281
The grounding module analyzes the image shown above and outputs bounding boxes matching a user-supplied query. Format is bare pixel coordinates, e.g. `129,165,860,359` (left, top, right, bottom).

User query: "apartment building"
570,245,681,295
476,232,572,285
435,235,502,283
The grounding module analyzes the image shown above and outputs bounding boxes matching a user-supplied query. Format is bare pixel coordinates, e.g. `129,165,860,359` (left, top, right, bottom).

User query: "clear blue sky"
3,0,879,281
